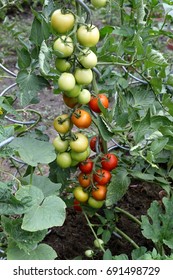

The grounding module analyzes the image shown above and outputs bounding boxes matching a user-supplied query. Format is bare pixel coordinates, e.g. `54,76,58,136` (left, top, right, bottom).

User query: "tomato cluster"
73,150,118,210
50,6,114,210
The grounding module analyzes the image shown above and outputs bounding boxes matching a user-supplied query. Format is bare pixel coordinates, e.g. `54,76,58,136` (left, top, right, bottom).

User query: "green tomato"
88,197,104,209
64,84,81,97
77,24,100,47
94,238,104,249
77,89,91,104
85,250,94,258
74,68,93,85
91,0,107,8
70,133,89,153
51,9,75,34
53,114,72,134
73,186,89,202
79,49,97,69
58,72,76,91
56,152,72,168
70,146,90,162
55,58,71,72
53,136,69,152
53,36,74,58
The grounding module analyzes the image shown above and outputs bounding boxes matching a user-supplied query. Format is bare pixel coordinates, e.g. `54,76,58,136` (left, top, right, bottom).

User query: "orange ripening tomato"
91,185,107,201
78,172,91,188
89,94,109,113
63,94,78,108
71,109,92,129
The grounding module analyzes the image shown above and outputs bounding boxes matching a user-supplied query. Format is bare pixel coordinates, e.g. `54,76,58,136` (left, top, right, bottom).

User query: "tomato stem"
83,211,106,253
115,206,142,226
114,226,140,249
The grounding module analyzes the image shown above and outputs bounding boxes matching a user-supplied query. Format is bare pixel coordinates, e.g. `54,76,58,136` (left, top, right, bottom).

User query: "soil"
44,182,162,260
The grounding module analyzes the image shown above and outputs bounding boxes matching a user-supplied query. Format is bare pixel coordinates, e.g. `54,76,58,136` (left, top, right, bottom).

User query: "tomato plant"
2,0,173,261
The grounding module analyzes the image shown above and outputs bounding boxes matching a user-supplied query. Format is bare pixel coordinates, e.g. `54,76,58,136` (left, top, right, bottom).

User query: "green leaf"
103,249,113,260
22,195,66,232
145,46,168,68
102,229,111,243
150,137,169,155
29,15,50,46
39,40,52,76
133,110,151,143
17,47,31,69
10,135,56,166
7,241,57,260
106,168,130,207
131,171,155,181
0,182,32,215
141,196,173,248
16,70,49,106
96,115,114,141
1,216,47,253
21,175,61,197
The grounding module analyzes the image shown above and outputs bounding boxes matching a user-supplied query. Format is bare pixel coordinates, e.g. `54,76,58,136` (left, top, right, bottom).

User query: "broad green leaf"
16,70,49,106
141,196,173,248
103,249,113,260
17,47,31,69
21,175,61,197
39,40,52,76
1,216,47,253
29,16,50,46
106,169,130,206
131,171,155,181
145,47,168,68
150,137,169,155
22,195,66,231
49,161,71,187
7,241,57,260
10,135,56,166
133,110,151,143
0,182,32,215
15,185,44,208
96,115,114,141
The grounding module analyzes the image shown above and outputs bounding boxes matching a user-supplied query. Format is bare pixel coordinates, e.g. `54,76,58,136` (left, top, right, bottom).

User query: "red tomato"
101,153,118,171
78,172,91,188
71,109,92,129
91,185,107,201
90,136,103,152
89,94,109,113
78,158,93,174
93,169,112,185
73,199,82,211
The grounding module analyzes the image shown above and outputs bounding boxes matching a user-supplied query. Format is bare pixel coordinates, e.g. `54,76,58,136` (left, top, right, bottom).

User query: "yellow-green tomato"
58,72,76,91
70,146,90,162
79,49,97,69
70,133,89,152
51,9,75,34
91,0,107,8
77,24,100,47
85,250,94,258
64,84,81,97
74,68,93,85
55,58,71,72
88,197,104,209
53,136,69,152
77,89,91,104
94,238,104,249
53,36,74,58
73,186,89,202
56,152,72,168
53,114,72,134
